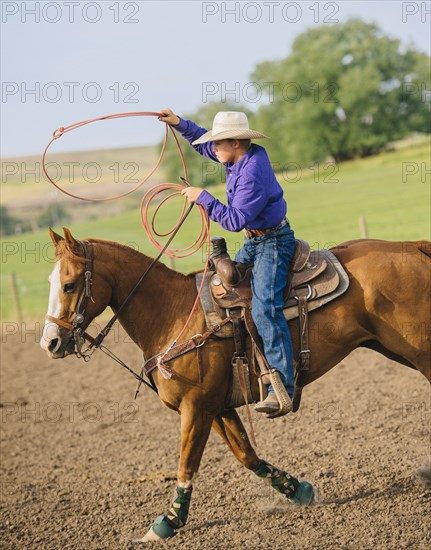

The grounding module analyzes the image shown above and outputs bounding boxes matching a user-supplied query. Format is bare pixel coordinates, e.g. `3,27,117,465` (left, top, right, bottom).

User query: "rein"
46,229,217,394
93,201,195,350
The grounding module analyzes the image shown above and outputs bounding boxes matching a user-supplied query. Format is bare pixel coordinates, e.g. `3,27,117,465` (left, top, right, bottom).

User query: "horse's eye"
63,283,75,293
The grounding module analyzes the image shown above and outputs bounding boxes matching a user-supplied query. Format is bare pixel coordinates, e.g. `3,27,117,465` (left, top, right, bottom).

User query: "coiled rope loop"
140,182,209,258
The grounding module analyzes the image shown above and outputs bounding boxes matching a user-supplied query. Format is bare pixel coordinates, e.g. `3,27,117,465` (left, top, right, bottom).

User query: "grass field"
1,136,429,321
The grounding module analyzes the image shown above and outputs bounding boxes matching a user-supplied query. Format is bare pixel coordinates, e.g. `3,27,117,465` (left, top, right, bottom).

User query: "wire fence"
1,273,45,321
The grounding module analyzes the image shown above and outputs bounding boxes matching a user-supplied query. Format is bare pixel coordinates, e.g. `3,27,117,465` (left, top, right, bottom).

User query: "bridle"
45,239,97,360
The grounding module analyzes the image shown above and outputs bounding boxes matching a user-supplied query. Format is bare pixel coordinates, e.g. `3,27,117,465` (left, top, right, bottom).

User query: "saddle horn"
210,237,241,286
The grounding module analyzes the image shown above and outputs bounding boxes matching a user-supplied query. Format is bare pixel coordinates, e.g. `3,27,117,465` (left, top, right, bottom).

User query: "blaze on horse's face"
40,228,110,359
40,228,87,358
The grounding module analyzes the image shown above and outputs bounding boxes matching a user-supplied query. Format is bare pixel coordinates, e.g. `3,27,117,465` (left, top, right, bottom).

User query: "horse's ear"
62,227,81,255
49,227,63,246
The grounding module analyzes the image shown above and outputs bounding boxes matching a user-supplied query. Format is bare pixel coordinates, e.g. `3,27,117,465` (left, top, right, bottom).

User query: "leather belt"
244,217,289,239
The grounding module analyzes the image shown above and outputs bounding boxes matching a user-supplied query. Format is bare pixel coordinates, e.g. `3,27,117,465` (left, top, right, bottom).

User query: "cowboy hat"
191,112,269,145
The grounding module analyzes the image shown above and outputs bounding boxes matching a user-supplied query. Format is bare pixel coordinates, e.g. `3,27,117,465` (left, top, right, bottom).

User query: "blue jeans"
235,223,296,398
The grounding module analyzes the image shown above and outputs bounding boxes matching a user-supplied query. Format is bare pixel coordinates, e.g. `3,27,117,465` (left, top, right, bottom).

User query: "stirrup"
265,370,293,419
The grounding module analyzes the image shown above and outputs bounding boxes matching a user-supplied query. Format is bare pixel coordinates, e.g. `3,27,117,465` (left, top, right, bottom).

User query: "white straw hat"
191,112,269,145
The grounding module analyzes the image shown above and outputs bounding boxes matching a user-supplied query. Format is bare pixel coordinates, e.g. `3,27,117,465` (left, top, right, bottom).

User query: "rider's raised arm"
175,118,219,162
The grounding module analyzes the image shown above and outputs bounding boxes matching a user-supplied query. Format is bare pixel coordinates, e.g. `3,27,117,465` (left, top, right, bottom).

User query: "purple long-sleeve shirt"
175,117,287,232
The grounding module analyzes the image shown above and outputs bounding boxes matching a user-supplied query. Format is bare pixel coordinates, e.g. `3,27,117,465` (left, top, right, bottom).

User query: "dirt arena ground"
1,329,430,549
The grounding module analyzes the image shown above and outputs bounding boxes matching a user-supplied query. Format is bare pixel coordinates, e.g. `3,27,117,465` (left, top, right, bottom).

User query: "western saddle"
196,237,349,415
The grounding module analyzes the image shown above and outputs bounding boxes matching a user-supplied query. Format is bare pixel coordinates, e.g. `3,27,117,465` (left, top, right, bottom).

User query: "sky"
1,0,430,157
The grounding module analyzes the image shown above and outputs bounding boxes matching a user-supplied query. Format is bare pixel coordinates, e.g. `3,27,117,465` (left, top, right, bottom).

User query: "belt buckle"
275,218,287,231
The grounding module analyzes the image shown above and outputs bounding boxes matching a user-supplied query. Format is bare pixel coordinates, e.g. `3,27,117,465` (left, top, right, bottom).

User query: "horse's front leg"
213,409,315,505
142,407,214,542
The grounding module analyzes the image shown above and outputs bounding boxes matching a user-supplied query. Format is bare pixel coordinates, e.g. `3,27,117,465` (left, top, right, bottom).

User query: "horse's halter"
45,240,96,360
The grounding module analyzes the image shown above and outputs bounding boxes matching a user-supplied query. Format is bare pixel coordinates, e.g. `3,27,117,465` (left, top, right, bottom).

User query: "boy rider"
159,109,296,415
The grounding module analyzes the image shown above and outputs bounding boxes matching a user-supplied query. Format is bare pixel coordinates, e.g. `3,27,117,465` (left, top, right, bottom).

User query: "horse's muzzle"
44,334,75,359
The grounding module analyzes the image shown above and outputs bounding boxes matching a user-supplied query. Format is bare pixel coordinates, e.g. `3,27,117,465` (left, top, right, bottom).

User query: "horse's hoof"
141,527,163,543
291,481,315,506
142,515,175,541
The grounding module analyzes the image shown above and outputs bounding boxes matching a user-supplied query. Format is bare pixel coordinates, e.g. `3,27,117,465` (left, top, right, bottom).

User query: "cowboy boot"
254,392,280,413
254,369,293,417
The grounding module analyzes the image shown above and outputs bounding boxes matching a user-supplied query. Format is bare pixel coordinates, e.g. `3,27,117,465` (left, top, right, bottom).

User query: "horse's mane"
89,238,193,281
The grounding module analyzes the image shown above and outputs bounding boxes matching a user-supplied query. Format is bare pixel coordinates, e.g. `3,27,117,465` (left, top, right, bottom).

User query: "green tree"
160,102,253,187
37,204,71,228
0,206,18,236
251,19,430,164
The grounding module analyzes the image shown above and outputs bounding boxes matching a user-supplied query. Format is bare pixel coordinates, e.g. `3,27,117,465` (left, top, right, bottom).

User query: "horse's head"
40,227,112,359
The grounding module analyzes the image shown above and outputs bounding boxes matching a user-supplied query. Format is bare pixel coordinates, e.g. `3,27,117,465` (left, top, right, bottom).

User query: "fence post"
359,216,368,239
10,272,23,325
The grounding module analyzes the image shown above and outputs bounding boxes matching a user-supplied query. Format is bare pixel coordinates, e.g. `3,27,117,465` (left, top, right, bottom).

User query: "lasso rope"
42,112,176,201
43,111,211,342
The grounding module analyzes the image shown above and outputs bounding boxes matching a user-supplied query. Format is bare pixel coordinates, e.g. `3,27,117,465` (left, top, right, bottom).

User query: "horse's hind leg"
212,409,259,469
141,407,214,542
212,410,315,505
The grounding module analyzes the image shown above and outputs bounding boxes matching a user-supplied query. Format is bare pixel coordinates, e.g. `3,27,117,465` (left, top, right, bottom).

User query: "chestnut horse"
41,228,430,541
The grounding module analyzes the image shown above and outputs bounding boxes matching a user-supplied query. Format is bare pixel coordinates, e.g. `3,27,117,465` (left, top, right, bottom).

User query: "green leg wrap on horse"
166,485,193,529
253,460,299,499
